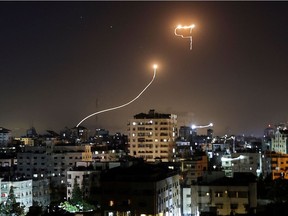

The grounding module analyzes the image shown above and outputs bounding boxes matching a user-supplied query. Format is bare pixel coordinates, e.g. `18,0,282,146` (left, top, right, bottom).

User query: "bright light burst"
76,64,158,127
174,24,195,50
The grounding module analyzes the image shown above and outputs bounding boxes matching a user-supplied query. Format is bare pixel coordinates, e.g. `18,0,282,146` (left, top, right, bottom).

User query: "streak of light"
221,155,247,162
76,65,158,127
191,123,213,129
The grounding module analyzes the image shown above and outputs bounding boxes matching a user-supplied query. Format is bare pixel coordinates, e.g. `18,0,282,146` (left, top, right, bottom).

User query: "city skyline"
1,1,288,137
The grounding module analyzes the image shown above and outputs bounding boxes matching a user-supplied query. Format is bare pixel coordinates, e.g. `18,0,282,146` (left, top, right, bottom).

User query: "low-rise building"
264,151,288,180
181,153,209,185
221,152,262,177
17,138,92,186
191,173,257,216
67,167,101,201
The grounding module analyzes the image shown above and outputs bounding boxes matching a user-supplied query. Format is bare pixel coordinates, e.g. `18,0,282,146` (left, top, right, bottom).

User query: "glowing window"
109,200,114,206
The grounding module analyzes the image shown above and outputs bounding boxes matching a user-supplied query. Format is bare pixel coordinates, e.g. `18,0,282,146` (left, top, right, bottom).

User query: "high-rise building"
127,109,177,162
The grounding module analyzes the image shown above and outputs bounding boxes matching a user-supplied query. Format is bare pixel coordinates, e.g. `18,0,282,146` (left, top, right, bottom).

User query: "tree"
0,186,25,216
70,177,83,206
59,177,95,213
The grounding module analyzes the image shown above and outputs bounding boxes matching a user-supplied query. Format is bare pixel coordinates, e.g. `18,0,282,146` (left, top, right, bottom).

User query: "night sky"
1,1,288,137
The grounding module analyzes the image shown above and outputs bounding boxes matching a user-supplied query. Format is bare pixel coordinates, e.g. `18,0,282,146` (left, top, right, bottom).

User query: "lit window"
109,200,114,206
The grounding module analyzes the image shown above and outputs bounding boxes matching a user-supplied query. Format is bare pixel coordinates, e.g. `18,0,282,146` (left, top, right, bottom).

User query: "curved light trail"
174,24,195,50
191,123,213,129
76,64,158,127
221,155,247,162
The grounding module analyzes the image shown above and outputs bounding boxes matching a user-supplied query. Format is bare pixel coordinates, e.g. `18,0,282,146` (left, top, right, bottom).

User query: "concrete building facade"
191,173,257,216
99,161,181,216
128,109,177,162
17,138,92,185
221,152,262,178
0,127,11,146
271,129,287,154
1,179,33,213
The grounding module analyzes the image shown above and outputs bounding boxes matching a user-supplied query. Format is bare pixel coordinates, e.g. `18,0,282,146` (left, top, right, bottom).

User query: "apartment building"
17,138,92,185
128,109,178,162
191,173,257,216
99,161,181,216
15,137,35,146
271,129,287,154
1,178,33,213
182,187,192,216
0,127,11,146
181,153,209,185
221,152,262,178
66,168,101,201
264,151,288,180
32,178,50,209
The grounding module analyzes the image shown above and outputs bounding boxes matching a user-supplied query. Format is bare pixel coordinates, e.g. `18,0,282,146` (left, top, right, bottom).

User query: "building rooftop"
101,161,179,182
0,127,11,133
199,172,257,186
134,109,172,119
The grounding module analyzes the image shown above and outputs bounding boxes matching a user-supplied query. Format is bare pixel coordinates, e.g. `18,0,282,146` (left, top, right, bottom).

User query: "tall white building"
127,109,177,162
271,129,287,154
182,187,192,216
1,179,33,213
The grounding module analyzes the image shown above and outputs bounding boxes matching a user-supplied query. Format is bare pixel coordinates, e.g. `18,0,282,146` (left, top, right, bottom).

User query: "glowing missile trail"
221,155,247,162
174,24,195,50
191,123,213,129
76,64,158,127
